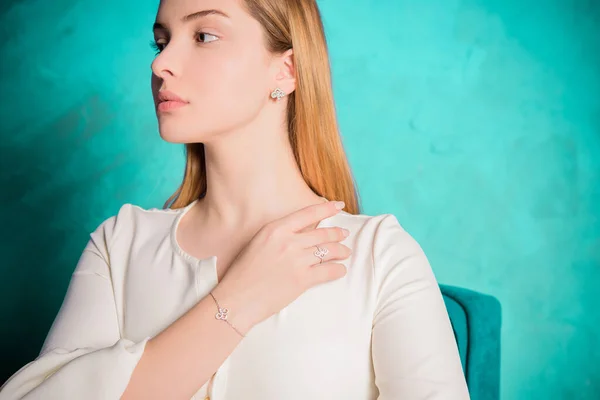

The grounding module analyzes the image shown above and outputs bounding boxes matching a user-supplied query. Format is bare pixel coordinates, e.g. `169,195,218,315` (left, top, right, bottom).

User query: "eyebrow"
153,9,230,31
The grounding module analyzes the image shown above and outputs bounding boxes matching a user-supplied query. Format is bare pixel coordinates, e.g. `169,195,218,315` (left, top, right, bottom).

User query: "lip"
156,90,189,112
158,90,187,103
157,100,188,112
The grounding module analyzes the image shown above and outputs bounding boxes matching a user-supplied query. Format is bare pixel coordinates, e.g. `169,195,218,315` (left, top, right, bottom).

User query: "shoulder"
88,201,188,252
330,210,430,285
329,210,424,257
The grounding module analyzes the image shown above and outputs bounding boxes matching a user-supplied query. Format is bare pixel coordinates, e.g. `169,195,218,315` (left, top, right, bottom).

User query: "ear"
272,48,296,96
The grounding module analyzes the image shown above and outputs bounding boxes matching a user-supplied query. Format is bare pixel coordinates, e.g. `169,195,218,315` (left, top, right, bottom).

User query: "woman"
0,0,469,399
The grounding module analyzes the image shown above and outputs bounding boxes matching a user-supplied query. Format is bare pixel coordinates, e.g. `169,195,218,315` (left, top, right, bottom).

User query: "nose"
151,53,174,80
151,42,184,80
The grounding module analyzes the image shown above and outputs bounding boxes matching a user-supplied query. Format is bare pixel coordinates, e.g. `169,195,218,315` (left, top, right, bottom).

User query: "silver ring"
313,245,329,263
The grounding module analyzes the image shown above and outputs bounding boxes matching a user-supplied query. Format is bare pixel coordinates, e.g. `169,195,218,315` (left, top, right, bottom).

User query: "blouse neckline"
169,196,331,266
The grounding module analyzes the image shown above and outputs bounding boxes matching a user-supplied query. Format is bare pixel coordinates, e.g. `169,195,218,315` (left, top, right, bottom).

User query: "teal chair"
440,285,502,400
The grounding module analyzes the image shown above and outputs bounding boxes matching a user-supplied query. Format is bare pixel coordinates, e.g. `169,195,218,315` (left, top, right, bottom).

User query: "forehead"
155,0,242,26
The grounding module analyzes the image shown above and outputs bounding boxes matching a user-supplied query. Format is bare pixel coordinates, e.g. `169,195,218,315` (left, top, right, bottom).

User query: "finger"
297,226,349,248
302,242,352,267
278,200,345,233
307,262,348,286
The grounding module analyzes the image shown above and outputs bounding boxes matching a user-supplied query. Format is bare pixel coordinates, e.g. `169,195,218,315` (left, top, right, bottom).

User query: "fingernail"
342,228,350,237
334,201,345,210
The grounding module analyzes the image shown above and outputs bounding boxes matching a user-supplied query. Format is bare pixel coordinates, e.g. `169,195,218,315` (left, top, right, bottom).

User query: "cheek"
192,53,266,118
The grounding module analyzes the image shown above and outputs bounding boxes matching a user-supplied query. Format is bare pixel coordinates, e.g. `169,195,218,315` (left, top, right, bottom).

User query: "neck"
195,107,325,232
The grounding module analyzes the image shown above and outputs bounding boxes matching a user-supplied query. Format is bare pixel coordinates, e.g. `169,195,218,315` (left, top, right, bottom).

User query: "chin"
158,131,193,144
158,124,210,144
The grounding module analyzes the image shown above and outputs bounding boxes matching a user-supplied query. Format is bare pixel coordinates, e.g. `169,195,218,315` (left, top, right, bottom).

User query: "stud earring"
270,88,286,101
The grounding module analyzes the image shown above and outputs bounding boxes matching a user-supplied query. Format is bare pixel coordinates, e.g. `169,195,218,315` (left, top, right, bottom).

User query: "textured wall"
1,0,598,398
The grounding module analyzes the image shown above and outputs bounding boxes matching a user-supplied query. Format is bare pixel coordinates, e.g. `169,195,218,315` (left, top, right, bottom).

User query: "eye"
149,32,219,55
149,39,164,55
196,32,219,44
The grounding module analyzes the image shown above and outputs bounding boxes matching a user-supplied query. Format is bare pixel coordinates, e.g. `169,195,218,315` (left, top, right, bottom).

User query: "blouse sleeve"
0,206,151,400
371,214,470,399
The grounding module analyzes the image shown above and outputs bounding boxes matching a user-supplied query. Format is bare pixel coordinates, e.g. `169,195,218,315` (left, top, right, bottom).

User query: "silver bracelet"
209,292,245,338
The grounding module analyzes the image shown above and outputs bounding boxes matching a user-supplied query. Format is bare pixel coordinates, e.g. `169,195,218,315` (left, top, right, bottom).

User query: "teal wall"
1,0,598,398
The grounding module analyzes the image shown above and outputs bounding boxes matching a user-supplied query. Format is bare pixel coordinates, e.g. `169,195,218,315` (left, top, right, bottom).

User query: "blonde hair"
164,0,361,214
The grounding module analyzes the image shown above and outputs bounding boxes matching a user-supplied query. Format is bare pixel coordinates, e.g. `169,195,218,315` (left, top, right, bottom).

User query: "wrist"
210,283,258,336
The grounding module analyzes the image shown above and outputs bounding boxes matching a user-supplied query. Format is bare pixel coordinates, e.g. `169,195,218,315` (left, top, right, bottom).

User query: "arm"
0,213,149,400
122,283,251,400
371,214,470,399
0,206,252,400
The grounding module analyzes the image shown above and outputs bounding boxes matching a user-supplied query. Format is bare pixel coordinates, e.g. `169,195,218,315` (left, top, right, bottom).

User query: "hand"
211,200,352,334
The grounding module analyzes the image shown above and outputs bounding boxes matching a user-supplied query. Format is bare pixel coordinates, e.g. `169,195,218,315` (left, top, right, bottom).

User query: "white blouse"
0,199,470,400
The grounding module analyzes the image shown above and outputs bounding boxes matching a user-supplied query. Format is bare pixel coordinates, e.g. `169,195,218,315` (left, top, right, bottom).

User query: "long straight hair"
163,0,361,214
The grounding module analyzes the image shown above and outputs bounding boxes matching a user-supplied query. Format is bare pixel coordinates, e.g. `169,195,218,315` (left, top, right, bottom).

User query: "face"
151,0,278,143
